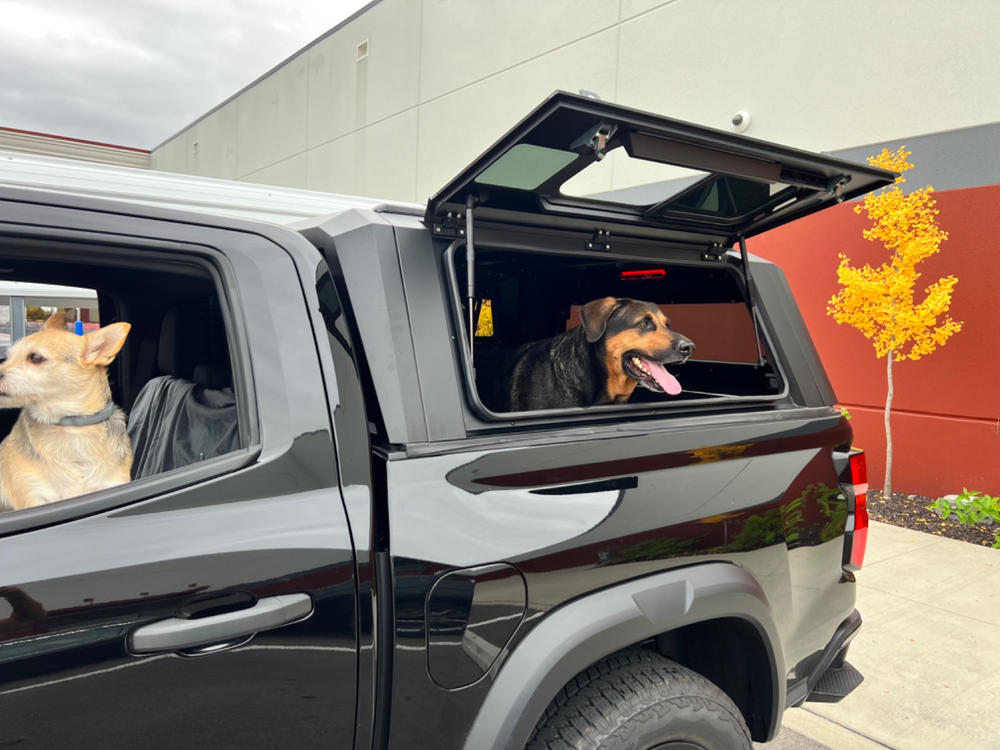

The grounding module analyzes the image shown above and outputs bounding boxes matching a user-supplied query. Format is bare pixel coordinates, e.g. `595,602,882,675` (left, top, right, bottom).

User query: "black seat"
127,306,239,480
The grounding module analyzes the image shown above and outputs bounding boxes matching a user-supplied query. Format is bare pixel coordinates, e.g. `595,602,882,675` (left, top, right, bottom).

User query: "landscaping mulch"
866,490,998,547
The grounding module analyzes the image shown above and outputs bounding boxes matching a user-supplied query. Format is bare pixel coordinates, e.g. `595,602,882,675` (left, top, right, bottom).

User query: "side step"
807,660,864,703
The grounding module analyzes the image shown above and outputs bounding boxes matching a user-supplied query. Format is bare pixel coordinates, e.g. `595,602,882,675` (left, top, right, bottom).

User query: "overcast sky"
0,0,371,149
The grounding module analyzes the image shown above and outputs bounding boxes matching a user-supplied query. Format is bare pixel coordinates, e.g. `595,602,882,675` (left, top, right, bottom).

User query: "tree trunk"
884,351,894,498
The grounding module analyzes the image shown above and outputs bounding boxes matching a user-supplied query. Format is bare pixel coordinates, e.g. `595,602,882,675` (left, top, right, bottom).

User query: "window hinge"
702,244,727,261
586,229,612,252
432,210,467,238
571,123,617,161
827,175,849,203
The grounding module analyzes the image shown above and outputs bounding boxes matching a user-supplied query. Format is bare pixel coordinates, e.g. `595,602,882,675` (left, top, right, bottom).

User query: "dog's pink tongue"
642,358,682,395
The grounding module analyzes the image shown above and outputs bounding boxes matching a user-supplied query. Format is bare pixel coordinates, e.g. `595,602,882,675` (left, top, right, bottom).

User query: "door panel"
0,202,359,749
385,412,854,747
0,442,357,749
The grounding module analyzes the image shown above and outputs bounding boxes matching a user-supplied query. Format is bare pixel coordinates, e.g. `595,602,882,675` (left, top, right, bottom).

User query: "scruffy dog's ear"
43,311,68,331
81,323,132,367
580,297,621,343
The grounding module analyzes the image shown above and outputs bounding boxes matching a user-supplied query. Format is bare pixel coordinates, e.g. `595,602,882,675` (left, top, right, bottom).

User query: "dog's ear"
580,297,620,343
43,311,68,331
81,323,131,367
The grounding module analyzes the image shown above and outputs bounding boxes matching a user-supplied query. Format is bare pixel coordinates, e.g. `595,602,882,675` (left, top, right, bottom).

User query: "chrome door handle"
128,593,313,654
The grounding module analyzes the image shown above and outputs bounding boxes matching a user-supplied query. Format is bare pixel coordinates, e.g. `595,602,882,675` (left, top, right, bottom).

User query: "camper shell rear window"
445,244,787,420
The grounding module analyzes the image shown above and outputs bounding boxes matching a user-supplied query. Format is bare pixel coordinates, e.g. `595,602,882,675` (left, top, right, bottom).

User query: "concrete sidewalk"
761,520,1000,749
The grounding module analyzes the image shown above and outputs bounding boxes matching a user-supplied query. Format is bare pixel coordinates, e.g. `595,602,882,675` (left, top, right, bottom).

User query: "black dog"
504,297,695,411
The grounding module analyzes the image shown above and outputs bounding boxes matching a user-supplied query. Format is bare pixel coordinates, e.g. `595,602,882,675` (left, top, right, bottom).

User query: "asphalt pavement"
759,520,1000,749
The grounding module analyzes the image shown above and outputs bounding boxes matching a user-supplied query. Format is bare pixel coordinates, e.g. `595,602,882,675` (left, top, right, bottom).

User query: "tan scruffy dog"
0,312,132,511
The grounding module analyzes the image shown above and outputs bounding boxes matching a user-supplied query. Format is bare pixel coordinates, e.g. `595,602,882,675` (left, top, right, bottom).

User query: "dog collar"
55,402,117,427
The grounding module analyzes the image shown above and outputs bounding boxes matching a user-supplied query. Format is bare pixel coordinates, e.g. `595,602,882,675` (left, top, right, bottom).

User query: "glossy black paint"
382,411,855,747
268,204,862,747
0,194,359,749
0,171,862,750
426,563,526,689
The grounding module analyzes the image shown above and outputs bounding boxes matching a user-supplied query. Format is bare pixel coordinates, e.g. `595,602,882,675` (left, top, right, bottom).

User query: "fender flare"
463,562,784,750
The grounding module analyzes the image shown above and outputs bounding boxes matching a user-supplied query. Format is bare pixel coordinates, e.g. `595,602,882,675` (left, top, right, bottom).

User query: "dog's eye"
28,352,46,365
638,318,654,330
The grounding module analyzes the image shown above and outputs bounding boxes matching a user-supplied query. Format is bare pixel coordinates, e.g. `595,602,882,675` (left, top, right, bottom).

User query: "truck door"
0,194,358,749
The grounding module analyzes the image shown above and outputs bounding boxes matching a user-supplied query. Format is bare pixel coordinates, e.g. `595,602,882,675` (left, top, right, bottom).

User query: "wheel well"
461,564,782,750
653,617,774,741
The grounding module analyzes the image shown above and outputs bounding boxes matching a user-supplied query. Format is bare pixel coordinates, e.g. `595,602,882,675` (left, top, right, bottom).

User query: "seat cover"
127,375,239,479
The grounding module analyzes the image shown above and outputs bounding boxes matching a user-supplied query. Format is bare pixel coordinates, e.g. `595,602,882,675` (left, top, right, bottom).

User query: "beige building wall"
151,0,1000,204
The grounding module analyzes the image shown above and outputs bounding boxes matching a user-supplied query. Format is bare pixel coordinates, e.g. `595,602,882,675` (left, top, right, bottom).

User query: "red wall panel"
841,407,999,498
754,184,1000,496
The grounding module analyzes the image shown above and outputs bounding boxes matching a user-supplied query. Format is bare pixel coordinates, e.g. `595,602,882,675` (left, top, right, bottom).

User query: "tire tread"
527,648,751,750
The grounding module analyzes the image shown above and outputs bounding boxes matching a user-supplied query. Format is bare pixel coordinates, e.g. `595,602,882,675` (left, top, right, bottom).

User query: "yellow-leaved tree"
827,147,962,498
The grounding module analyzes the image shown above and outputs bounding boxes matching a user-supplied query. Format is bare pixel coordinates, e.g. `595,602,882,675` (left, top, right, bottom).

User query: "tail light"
843,450,868,571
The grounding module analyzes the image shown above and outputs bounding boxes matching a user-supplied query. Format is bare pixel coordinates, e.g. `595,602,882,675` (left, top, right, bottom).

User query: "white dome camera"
731,110,751,133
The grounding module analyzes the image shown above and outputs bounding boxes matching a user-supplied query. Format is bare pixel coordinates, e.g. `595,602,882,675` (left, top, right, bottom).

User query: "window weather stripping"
738,235,765,366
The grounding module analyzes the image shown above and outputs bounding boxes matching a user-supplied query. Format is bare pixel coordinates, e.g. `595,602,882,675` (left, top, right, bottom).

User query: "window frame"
442,240,791,424
0,230,260,538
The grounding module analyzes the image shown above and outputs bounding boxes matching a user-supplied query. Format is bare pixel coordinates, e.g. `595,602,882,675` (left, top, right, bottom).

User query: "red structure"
755,184,999,498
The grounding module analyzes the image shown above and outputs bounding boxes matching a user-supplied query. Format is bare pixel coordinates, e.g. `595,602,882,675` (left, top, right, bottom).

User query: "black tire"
526,649,752,750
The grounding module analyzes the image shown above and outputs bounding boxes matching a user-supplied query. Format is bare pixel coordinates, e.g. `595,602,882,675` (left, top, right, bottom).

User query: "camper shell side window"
445,243,787,421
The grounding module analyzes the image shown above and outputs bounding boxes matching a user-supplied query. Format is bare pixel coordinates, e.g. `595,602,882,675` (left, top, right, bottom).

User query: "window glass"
561,148,709,205
451,248,782,416
561,148,796,217
475,144,577,190
0,266,240,515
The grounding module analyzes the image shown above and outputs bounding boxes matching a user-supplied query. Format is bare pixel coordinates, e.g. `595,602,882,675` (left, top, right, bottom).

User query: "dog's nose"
676,337,695,357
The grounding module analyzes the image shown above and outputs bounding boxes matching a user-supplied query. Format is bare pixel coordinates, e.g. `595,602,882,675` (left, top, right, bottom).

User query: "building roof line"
0,126,149,154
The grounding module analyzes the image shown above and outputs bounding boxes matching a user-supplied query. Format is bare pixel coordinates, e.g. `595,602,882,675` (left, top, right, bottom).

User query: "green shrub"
927,489,1000,548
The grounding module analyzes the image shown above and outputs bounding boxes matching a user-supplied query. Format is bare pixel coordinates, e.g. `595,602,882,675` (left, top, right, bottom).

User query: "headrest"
193,364,232,389
157,305,229,381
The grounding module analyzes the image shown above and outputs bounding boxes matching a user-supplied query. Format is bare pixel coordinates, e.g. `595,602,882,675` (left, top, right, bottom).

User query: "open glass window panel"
451,248,785,417
427,92,895,247
0,255,244,514
560,147,799,219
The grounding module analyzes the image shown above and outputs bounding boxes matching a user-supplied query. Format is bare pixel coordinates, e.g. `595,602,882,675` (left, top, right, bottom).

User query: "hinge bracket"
571,123,617,161
432,210,467,238
827,175,850,203
586,229,612,252
702,243,727,261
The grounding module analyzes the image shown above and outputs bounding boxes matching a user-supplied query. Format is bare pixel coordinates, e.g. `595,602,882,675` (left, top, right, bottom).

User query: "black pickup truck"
0,93,886,749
